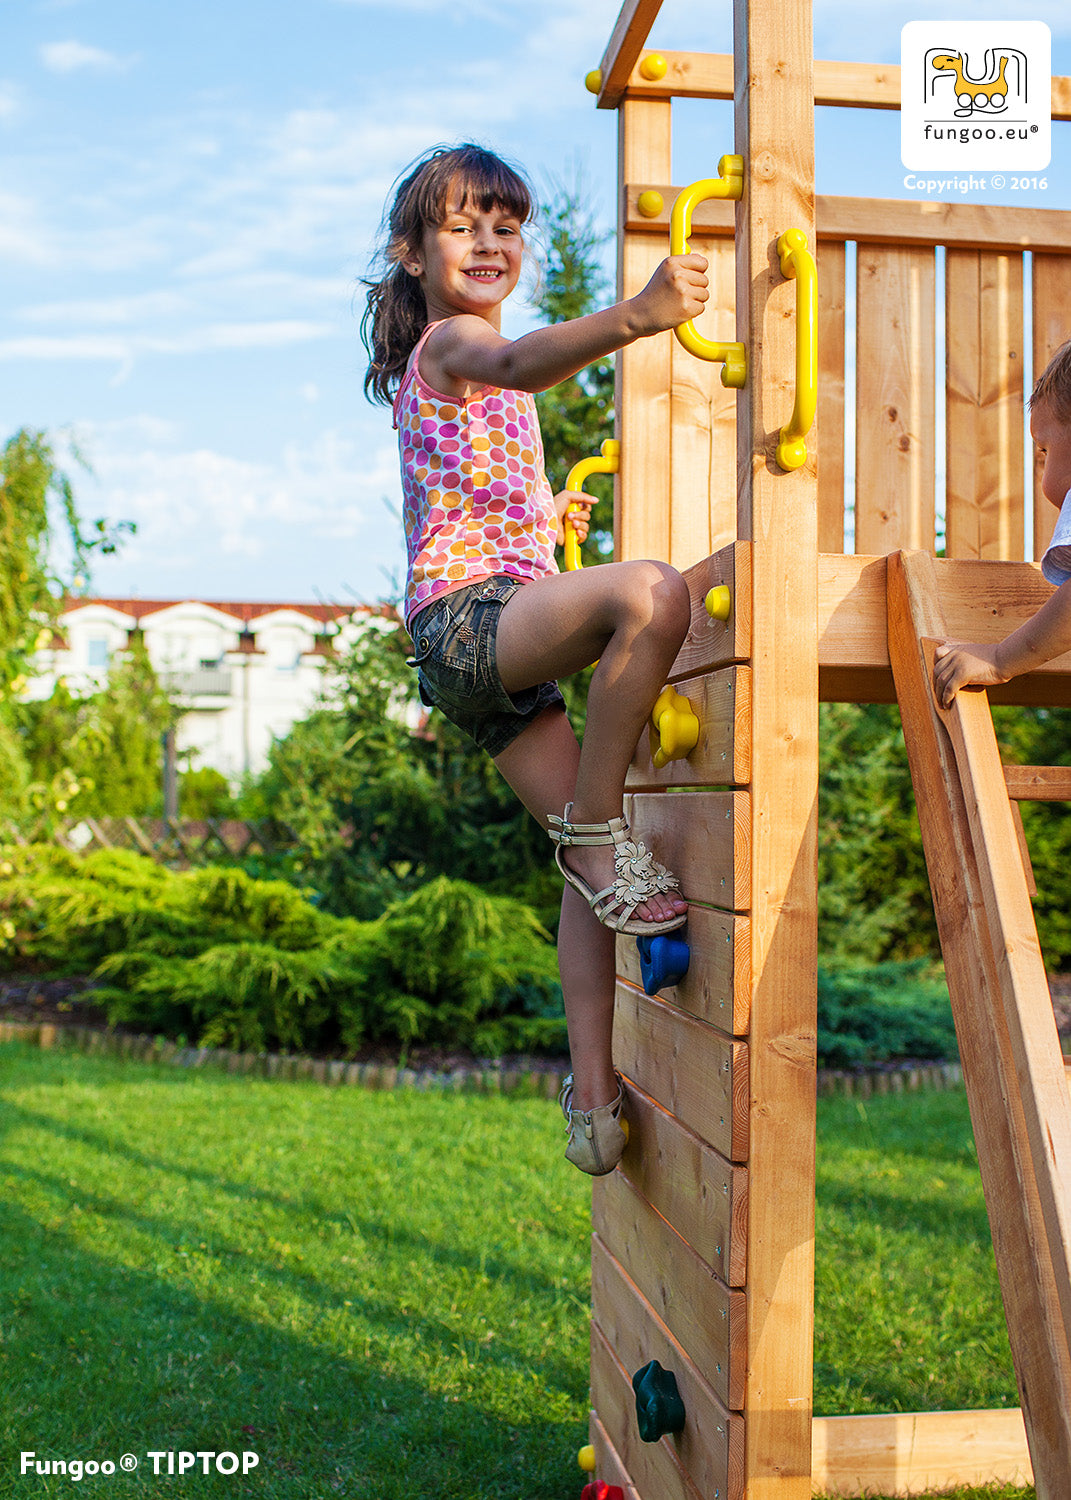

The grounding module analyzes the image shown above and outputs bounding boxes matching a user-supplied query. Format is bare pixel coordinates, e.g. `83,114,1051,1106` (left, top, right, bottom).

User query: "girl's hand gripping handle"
563,439,620,571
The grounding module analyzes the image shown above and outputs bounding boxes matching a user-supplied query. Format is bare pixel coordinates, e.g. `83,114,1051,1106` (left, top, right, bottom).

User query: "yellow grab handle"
670,158,747,388
563,438,619,571
649,685,700,770
775,228,817,472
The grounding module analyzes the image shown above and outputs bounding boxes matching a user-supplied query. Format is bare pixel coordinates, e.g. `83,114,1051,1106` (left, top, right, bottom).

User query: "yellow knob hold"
649,685,700,770
639,52,668,81
578,1445,596,1472
705,585,731,621
585,69,602,95
637,189,664,219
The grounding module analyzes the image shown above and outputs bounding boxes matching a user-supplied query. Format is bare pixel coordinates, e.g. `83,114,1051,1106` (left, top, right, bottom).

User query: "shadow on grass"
0,1049,587,1500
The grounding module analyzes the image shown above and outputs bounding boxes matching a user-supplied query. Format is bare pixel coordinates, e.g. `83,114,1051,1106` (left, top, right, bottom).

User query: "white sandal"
559,1071,628,1175
547,802,686,937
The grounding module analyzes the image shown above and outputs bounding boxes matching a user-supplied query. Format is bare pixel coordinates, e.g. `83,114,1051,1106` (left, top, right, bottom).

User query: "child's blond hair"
1031,338,1071,422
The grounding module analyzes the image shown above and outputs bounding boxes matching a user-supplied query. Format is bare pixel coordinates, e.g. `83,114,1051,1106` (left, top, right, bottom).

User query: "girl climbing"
362,142,707,1175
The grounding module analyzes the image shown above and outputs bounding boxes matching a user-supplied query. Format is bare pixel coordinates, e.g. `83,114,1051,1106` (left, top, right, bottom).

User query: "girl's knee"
627,559,690,636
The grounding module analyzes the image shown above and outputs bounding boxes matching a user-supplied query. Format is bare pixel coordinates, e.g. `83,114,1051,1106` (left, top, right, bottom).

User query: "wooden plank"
855,245,936,554
625,790,749,911
817,240,846,553
595,0,665,109
609,1079,748,1287
590,1325,710,1500
615,982,748,1162
1031,256,1071,563
620,52,1071,118
811,1409,1033,1496
626,666,751,790
591,1242,743,1500
590,1415,642,1500
668,234,737,568
626,190,1071,255
887,548,1071,1494
616,903,751,1036
593,1168,746,1412
1005,765,1071,801
616,99,672,564
945,250,1025,561
669,542,752,682
734,3,818,1492
816,554,1071,706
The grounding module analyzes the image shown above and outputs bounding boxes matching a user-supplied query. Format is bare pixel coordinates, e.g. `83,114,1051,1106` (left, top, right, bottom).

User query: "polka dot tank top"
393,321,559,626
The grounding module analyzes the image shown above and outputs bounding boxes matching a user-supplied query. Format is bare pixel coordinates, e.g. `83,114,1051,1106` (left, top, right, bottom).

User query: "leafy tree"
16,638,174,822
535,179,616,566
0,429,135,824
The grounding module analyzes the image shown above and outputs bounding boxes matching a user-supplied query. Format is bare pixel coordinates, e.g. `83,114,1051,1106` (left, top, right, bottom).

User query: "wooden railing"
3,816,299,867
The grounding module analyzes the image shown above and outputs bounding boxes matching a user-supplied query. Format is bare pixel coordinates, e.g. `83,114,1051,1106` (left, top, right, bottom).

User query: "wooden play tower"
582,2,1071,1496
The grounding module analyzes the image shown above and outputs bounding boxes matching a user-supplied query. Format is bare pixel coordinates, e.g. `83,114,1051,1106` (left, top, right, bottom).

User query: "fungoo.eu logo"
901,20,1050,170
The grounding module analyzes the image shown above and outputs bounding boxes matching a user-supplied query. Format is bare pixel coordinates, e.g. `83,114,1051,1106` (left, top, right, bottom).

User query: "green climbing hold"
631,1359,686,1442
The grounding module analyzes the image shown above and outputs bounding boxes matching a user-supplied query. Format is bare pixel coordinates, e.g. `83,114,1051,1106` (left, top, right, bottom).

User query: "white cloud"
40,39,132,74
67,421,400,582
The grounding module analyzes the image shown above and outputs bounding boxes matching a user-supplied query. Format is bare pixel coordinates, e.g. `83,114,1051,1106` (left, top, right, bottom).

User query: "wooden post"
733,0,818,1492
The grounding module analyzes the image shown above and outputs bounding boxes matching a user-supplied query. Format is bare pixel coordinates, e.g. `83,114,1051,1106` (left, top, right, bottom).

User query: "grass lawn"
0,1043,1035,1499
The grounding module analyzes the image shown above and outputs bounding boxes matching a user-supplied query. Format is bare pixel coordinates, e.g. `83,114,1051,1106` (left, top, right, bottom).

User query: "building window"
87,637,109,668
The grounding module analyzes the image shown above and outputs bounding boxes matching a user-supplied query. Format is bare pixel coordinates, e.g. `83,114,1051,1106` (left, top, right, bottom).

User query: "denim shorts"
407,575,566,756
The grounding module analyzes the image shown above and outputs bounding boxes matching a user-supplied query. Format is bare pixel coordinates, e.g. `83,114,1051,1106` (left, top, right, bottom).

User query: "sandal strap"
547,802,629,848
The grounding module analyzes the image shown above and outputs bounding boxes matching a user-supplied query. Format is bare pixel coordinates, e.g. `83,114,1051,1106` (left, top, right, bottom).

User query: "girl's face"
1032,398,1071,509
407,186,524,328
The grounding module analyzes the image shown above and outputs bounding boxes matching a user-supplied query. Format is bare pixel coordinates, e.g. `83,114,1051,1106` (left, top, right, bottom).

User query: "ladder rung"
1004,765,1071,801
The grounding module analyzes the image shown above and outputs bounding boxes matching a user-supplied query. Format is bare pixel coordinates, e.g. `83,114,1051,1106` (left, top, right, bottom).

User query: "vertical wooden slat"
668,234,737,568
855,245,936,554
617,98,672,562
817,239,846,552
945,249,1025,560
1031,254,1071,560
734,0,818,1493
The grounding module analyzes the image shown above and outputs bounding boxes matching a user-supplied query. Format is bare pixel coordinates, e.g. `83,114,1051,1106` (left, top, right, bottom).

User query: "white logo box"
901,20,1051,171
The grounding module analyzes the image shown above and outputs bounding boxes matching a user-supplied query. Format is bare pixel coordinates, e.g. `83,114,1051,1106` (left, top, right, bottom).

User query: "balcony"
161,668,232,699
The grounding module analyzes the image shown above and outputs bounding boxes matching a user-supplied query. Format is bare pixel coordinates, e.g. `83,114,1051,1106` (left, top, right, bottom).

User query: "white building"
31,595,393,782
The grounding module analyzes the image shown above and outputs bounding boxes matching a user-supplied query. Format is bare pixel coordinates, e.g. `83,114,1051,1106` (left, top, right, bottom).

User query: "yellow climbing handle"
775,228,817,472
563,438,620,571
649,685,700,770
669,157,747,388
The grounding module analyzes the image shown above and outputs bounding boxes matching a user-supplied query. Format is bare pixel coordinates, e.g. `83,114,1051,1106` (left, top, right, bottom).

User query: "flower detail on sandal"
547,803,686,937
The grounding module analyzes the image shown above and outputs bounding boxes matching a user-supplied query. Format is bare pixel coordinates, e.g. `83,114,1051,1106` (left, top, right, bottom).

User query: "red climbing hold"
581,1483,624,1500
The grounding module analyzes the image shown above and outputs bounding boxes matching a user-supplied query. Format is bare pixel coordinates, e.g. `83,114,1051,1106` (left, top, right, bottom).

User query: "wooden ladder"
888,548,1071,1498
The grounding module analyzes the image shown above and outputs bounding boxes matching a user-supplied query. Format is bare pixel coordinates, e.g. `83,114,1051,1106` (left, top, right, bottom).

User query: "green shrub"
0,847,565,1059
817,960,958,1068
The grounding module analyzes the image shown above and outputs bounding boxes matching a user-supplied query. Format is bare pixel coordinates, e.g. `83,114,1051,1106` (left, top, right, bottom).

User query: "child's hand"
554,491,591,547
932,641,1008,708
630,254,709,336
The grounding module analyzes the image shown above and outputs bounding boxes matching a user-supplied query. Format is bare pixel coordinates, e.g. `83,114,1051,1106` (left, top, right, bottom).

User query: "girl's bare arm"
426,255,708,395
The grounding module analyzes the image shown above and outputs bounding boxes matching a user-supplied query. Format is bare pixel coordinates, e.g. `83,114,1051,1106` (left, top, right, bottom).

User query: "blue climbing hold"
636,932,690,995
632,1359,686,1442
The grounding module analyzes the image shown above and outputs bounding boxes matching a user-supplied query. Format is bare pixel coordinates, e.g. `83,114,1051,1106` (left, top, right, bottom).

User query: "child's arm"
553,490,592,548
426,255,709,395
933,578,1071,707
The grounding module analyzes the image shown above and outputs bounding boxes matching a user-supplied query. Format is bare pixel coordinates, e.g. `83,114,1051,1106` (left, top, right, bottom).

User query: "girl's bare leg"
494,707,618,1112
494,560,691,925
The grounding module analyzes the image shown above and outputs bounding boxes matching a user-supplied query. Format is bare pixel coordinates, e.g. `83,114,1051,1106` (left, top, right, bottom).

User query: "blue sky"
2,0,1069,606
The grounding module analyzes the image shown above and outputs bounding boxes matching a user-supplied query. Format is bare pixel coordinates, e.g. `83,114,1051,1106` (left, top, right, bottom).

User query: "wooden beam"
616,50,1071,119
595,0,664,109
734,0,818,1491
1005,765,1071,801
811,1409,1032,1496
887,548,1071,1495
625,189,1071,254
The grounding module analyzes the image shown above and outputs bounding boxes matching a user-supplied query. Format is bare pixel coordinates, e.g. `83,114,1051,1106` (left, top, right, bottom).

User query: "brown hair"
361,143,534,405
1031,338,1071,423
